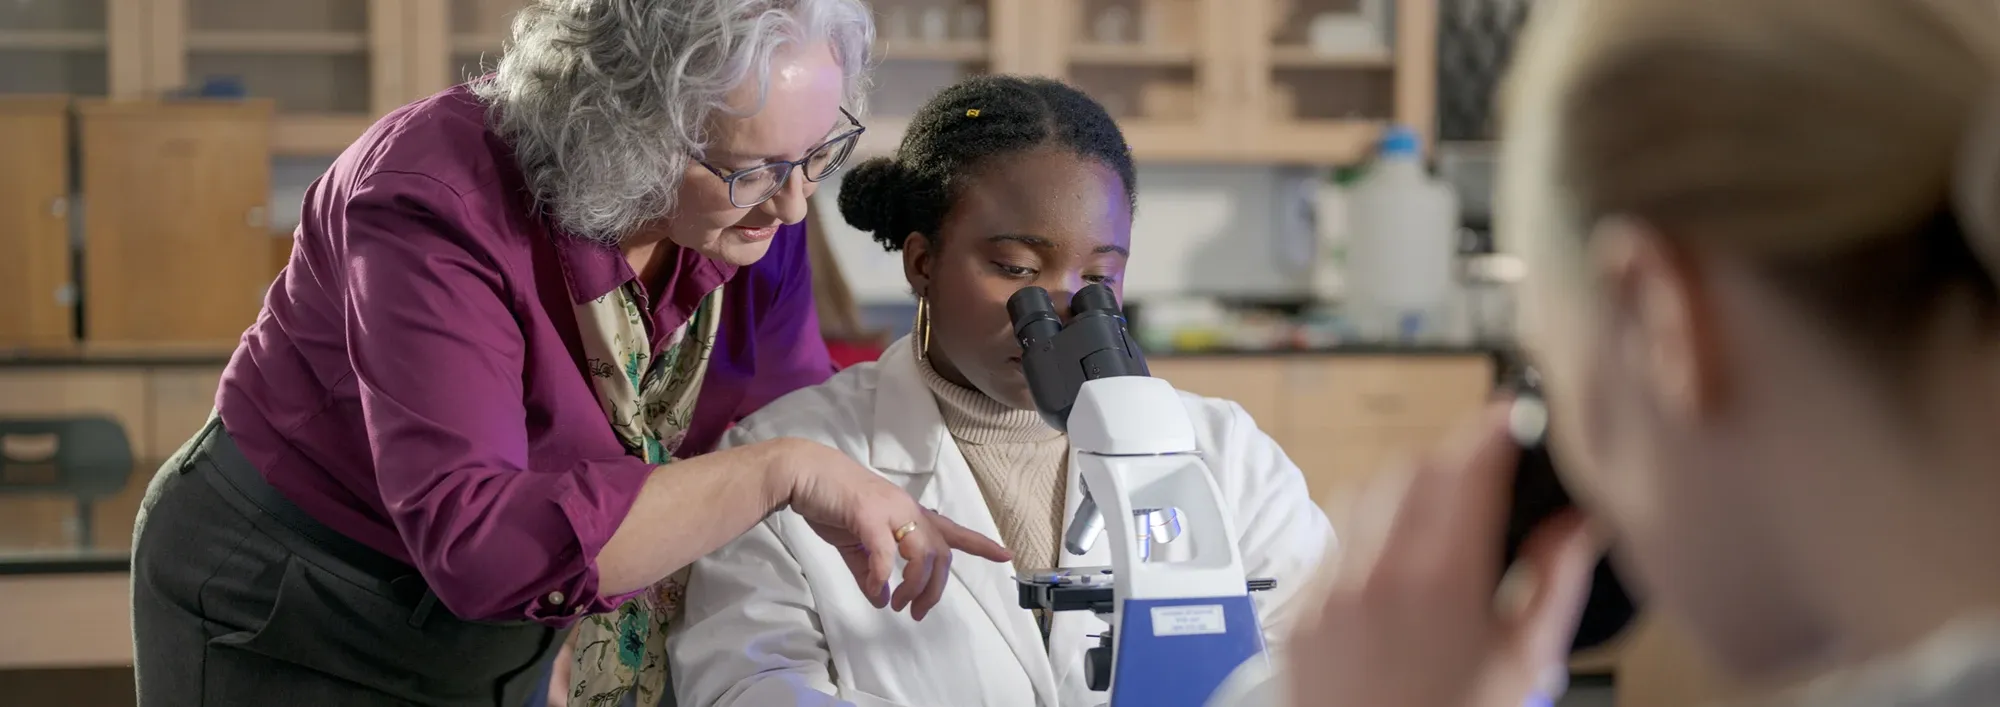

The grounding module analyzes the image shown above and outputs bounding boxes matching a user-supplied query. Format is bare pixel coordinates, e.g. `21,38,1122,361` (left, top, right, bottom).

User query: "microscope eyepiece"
1070,284,1120,318
1008,286,1062,341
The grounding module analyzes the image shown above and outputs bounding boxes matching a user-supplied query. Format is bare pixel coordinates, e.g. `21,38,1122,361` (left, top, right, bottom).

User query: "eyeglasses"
697,108,866,208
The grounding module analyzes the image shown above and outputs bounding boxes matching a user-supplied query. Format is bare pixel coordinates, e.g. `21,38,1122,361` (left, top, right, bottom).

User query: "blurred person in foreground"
1279,0,2000,705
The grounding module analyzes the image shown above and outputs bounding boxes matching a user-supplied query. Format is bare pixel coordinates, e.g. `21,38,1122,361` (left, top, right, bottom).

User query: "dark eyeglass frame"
696,108,866,208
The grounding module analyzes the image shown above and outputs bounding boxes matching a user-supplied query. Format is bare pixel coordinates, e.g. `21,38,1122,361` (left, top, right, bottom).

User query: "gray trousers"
131,417,568,706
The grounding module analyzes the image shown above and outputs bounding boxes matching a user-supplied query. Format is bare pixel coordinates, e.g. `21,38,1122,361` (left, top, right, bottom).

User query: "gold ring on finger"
893,521,919,542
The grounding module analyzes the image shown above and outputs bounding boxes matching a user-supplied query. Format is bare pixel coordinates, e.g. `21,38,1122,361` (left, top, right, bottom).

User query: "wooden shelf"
854,115,910,159
0,573,134,669
853,116,1377,165
0,31,108,51
271,113,372,156
879,39,989,62
186,31,369,54
1240,119,1385,163
1269,45,1392,69
452,33,506,55
1122,120,1231,162
1068,42,1198,66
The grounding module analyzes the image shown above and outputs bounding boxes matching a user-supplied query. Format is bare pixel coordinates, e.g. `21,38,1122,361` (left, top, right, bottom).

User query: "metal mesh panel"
1437,0,1534,141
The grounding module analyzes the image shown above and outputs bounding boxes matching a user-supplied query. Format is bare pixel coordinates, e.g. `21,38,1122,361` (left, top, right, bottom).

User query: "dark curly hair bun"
836,156,909,248
833,74,1136,253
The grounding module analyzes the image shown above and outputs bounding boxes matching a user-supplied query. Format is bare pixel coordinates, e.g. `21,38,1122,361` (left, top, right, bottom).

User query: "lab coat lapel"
866,337,1062,707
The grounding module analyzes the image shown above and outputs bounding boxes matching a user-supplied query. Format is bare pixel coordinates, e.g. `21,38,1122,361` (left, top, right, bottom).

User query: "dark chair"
0,416,136,549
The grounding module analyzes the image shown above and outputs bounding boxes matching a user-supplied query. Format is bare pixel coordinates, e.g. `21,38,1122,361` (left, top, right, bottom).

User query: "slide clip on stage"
1007,284,1276,707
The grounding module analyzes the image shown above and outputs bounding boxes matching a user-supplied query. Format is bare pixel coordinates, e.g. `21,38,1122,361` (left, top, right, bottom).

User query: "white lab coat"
669,337,1335,707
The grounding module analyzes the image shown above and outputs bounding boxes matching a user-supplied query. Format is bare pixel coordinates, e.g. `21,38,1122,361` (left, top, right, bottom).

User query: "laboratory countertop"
0,553,131,576
1145,342,1506,358
0,343,1509,368
0,347,234,368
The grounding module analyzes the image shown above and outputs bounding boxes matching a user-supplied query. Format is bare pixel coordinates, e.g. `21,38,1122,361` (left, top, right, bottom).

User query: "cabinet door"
1275,424,1441,529
149,0,400,155
1031,0,1238,160
1146,357,1285,428
0,97,75,348
442,0,527,94
856,0,1025,158
0,0,123,97
79,100,274,350
0,369,150,552
1282,355,1492,431
1234,0,1437,162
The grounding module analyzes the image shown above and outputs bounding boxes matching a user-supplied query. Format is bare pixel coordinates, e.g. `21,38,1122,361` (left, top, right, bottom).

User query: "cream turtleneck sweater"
915,353,1069,578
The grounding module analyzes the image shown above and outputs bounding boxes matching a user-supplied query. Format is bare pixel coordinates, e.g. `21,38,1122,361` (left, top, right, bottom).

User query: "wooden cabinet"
1236,0,1437,162
836,0,1436,164
79,100,274,349
0,97,76,348
1149,353,1492,529
1615,615,1735,707
442,0,525,96
142,0,398,155
1024,0,1437,163
3,0,1435,162
145,367,223,459
0,368,152,552
0,0,144,98
1031,0,1237,161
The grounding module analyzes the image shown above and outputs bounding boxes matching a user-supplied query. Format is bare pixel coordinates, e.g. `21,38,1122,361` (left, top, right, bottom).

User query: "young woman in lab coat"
668,75,1336,707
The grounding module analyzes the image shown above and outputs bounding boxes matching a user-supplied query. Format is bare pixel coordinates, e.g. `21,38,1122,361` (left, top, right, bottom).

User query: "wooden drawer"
0,573,134,668
147,368,223,459
1281,356,1493,431
0,370,150,450
1148,357,1285,430
1273,425,1451,531
0,97,74,349
0,370,151,551
1616,614,1734,707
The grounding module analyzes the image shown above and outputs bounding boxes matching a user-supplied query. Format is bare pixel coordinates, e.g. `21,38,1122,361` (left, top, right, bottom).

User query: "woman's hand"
769,438,1013,620
1285,404,1603,707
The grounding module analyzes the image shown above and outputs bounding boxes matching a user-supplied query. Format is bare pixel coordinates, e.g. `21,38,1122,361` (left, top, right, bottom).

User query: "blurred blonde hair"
1500,0,2000,363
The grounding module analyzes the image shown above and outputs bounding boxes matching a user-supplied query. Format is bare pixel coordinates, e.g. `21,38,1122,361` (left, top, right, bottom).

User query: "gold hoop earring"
913,295,932,359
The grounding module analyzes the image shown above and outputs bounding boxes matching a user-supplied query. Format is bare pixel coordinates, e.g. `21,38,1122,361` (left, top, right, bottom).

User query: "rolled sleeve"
672,423,848,707
738,225,837,420
341,172,651,625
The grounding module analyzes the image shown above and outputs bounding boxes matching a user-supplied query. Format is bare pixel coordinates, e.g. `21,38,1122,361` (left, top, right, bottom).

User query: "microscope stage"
1015,568,1276,613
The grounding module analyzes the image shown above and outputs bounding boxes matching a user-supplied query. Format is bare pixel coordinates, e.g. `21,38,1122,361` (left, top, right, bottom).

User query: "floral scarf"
566,281,723,707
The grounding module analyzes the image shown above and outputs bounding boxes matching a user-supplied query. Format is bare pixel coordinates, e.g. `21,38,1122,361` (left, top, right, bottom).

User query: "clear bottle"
1342,126,1460,343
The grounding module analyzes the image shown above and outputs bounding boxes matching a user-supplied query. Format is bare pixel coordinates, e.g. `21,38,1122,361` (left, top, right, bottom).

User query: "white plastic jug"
1343,125,1460,342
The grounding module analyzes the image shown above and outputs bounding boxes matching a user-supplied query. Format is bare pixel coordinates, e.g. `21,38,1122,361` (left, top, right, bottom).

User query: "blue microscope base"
1108,595,1266,707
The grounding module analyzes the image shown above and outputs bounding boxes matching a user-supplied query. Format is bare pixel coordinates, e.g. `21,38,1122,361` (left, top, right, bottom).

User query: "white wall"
813,163,1321,304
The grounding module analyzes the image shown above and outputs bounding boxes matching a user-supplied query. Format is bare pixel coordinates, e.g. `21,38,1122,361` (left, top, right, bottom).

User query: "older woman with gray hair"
127,1,1011,705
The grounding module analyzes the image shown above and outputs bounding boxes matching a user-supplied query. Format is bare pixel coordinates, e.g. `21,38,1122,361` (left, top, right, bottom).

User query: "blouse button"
546,590,567,606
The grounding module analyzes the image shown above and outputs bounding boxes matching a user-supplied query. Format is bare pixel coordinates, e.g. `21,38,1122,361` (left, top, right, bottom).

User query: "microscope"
1007,284,1276,707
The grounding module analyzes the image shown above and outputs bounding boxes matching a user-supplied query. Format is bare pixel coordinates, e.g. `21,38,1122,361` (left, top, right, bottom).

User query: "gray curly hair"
472,0,875,244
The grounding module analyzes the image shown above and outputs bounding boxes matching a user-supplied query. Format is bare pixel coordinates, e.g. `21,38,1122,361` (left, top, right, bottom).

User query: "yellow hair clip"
965,109,981,118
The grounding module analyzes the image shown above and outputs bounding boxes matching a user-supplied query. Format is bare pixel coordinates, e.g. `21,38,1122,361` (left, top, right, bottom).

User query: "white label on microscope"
1150,604,1226,636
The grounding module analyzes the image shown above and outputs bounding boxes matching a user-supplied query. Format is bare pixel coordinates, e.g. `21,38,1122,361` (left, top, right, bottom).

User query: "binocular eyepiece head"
1006,283,1147,432
1007,284,1125,341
